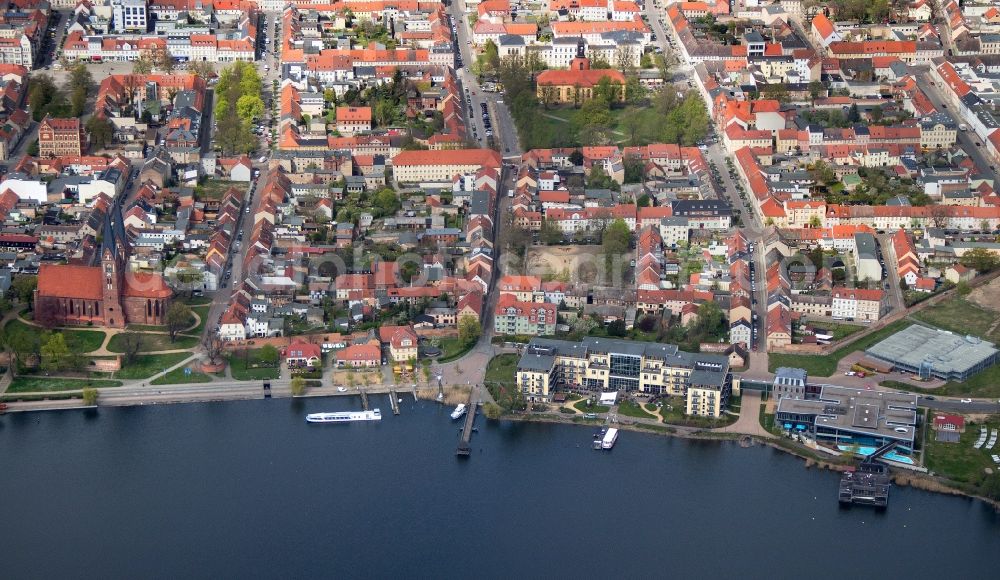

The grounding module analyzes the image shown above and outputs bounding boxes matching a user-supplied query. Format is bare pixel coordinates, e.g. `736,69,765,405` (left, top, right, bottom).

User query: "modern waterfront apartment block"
515,337,731,417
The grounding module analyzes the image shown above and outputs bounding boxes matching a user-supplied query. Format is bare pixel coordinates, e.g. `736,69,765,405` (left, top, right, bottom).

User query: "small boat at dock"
450,404,467,420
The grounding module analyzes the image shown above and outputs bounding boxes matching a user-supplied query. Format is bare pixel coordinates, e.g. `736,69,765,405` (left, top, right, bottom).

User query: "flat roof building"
776,384,918,453
865,324,998,381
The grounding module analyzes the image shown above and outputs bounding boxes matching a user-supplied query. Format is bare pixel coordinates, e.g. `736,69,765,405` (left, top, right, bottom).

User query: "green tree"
290,376,306,396
40,333,70,372
258,344,280,365
373,99,396,127
82,388,99,406
165,302,193,342
587,164,617,190
573,98,613,145
808,80,825,101
636,193,651,207
624,156,645,184
593,76,623,106
132,49,157,75
371,188,400,216
620,107,646,146
602,218,631,274
590,55,612,69
761,84,789,104
459,316,481,346
86,116,114,151
236,94,264,124
540,218,563,244
960,248,998,272
10,275,37,306
483,401,502,420
607,319,627,337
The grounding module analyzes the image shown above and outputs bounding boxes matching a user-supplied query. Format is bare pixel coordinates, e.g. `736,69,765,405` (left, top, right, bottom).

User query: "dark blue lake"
1,397,998,579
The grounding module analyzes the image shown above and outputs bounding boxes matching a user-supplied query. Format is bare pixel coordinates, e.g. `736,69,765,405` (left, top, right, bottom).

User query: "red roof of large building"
37,264,102,300
392,148,501,168
124,272,173,298
536,67,626,89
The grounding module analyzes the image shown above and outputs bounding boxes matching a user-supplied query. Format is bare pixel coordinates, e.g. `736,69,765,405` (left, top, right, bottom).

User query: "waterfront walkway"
716,391,773,438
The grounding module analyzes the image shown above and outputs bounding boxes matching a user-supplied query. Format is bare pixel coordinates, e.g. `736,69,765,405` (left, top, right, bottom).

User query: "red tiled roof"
37,264,102,300
124,272,173,298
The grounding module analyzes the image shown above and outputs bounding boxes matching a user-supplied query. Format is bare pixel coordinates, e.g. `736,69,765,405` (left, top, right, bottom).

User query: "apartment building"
38,116,85,158
494,295,556,336
391,148,502,183
515,337,731,416
336,106,373,136
853,232,882,282
831,288,888,322
113,0,149,33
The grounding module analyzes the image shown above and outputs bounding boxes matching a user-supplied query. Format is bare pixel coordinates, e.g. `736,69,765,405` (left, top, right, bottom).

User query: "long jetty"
388,389,400,415
360,389,369,411
456,387,479,457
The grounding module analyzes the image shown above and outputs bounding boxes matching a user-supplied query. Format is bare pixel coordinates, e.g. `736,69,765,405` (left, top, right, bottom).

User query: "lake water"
2,397,999,579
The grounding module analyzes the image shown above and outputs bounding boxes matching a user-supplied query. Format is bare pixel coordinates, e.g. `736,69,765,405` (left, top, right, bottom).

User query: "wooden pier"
456,387,479,457
360,389,369,411
388,390,400,415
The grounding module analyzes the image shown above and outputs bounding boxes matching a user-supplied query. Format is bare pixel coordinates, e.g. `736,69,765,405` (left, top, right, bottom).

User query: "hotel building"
515,337,731,417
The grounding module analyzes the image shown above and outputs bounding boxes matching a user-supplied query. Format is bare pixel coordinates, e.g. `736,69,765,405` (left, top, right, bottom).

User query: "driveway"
717,390,773,438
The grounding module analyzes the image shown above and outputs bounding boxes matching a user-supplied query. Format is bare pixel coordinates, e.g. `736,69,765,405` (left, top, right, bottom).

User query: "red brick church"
34,201,173,328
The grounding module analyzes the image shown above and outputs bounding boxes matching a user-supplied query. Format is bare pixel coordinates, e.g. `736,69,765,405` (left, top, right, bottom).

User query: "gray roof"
854,232,878,259
776,385,917,442
866,324,998,377
775,366,807,384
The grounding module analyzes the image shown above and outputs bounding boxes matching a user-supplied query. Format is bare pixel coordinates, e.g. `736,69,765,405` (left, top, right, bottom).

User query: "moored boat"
306,409,382,423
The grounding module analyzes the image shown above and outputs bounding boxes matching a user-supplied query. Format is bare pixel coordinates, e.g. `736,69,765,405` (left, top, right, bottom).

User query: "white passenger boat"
450,404,467,420
601,428,619,450
306,409,381,423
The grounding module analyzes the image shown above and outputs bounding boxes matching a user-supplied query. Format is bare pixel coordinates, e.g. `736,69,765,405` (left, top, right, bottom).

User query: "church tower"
101,200,127,328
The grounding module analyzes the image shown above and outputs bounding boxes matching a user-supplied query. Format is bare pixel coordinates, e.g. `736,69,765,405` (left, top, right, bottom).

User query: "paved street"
915,69,1000,180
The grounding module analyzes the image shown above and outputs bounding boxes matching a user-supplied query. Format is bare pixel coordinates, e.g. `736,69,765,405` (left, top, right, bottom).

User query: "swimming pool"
837,445,915,465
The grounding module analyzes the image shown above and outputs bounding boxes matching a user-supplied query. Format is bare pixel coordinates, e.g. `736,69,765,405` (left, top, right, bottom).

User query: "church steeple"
100,197,127,328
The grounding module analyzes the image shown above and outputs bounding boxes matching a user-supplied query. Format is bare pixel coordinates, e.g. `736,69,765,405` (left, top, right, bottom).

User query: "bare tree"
165,302,193,342
118,331,145,365
203,334,225,365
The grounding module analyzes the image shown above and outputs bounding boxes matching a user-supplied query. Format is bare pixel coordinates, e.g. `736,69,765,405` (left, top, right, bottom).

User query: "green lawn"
5,319,106,354
229,350,280,381
911,298,1000,341
115,353,193,380
151,365,212,385
187,305,211,336
925,419,999,485
126,324,168,332
617,399,657,420
821,323,866,341
106,332,199,353
182,296,213,306
658,396,737,428
194,180,247,201
485,353,518,386
768,319,912,377
436,337,475,363
6,376,122,393
571,398,610,414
